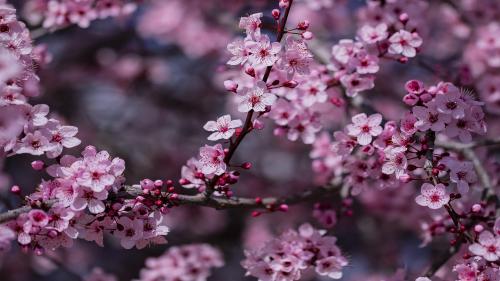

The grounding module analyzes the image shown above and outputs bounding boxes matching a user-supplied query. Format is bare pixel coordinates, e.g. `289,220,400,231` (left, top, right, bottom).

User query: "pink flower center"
430,193,441,202
361,125,370,133
487,245,497,253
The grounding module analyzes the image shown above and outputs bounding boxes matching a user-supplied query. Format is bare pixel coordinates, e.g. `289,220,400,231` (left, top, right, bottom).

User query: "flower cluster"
242,224,348,281
3,146,169,252
465,22,500,114
330,3,424,97
136,244,224,281
23,0,138,29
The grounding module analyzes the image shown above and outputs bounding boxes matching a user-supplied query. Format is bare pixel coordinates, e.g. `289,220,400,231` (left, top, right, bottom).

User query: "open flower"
236,81,276,112
415,183,449,209
469,231,500,262
203,115,242,141
346,113,383,145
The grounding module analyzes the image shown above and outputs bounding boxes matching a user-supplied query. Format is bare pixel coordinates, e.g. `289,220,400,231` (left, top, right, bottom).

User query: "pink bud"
253,119,264,130
283,80,298,88
474,224,484,233
255,197,262,204
179,178,191,185
245,66,256,77
403,93,419,106
330,97,345,107
224,80,238,93
271,9,280,20
398,56,408,64
301,31,313,40
140,179,155,190
297,20,310,30
471,204,482,213
10,185,21,194
251,211,261,217
31,160,44,171
154,180,163,187
399,13,409,24
405,80,424,94
278,204,289,212
242,162,252,169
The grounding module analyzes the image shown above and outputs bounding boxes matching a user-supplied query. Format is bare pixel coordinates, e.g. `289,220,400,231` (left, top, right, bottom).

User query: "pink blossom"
448,161,477,193
468,230,500,262
227,38,249,65
116,216,144,249
239,13,263,38
198,143,226,175
247,36,281,67
340,73,374,97
412,105,451,132
415,183,449,209
346,113,383,145
236,81,276,112
382,146,408,179
388,30,422,58
203,114,242,141
14,131,50,155
358,23,388,44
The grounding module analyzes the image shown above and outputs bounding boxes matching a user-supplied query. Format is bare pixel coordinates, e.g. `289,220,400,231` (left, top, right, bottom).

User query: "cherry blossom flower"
14,131,50,155
388,30,423,58
137,244,223,281
227,38,249,65
340,73,375,97
412,105,451,132
198,144,226,175
346,113,383,145
116,216,144,249
239,13,263,38
358,23,388,44
382,146,408,179
448,161,477,193
247,35,281,67
236,81,276,112
415,183,450,209
203,115,242,141
468,230,500,262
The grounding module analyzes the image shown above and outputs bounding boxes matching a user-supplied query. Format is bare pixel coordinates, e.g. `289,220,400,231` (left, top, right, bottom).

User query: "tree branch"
0,183,339,224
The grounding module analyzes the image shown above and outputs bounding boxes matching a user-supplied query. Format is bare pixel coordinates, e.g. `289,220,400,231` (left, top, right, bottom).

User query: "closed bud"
278,204,289,212
31,160,45,171
245,66,256,77
297,20,310,30
10,185,21,194
402,93,418,106
251,211,261,217
179,178,191,185
399,13,409,24
283,80,298,88
279,0,290,8
301,31,313,40
271,9,280,20
224,80,238,93
242,162,252,169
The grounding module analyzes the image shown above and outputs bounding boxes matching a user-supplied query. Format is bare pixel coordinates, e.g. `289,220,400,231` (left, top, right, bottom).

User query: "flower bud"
297,20,310,30
301,31,313,40
224,80,238,93
272,9,280,20
31,160,44,171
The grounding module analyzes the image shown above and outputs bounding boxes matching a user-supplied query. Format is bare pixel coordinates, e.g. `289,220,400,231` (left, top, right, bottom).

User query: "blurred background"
1,0,499,280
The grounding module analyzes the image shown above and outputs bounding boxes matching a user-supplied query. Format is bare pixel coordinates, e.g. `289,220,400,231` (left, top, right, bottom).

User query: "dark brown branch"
0,183,339,224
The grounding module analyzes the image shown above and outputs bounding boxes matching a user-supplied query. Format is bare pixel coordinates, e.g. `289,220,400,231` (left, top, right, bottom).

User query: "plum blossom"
346,113,383,145
227,38,249,65
388,30,422,58
137,244,224,281
340,73,375,97
203,115,242,141
242,224,347,281
469,231,500,262
236,81,276,112
412,105,451,132
247,35,281,67
239,13,263,38
358,23,388,44
382,146,408,179
448,161,477,193
198,144,226,175
116,216,144,249
415,183,450,209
